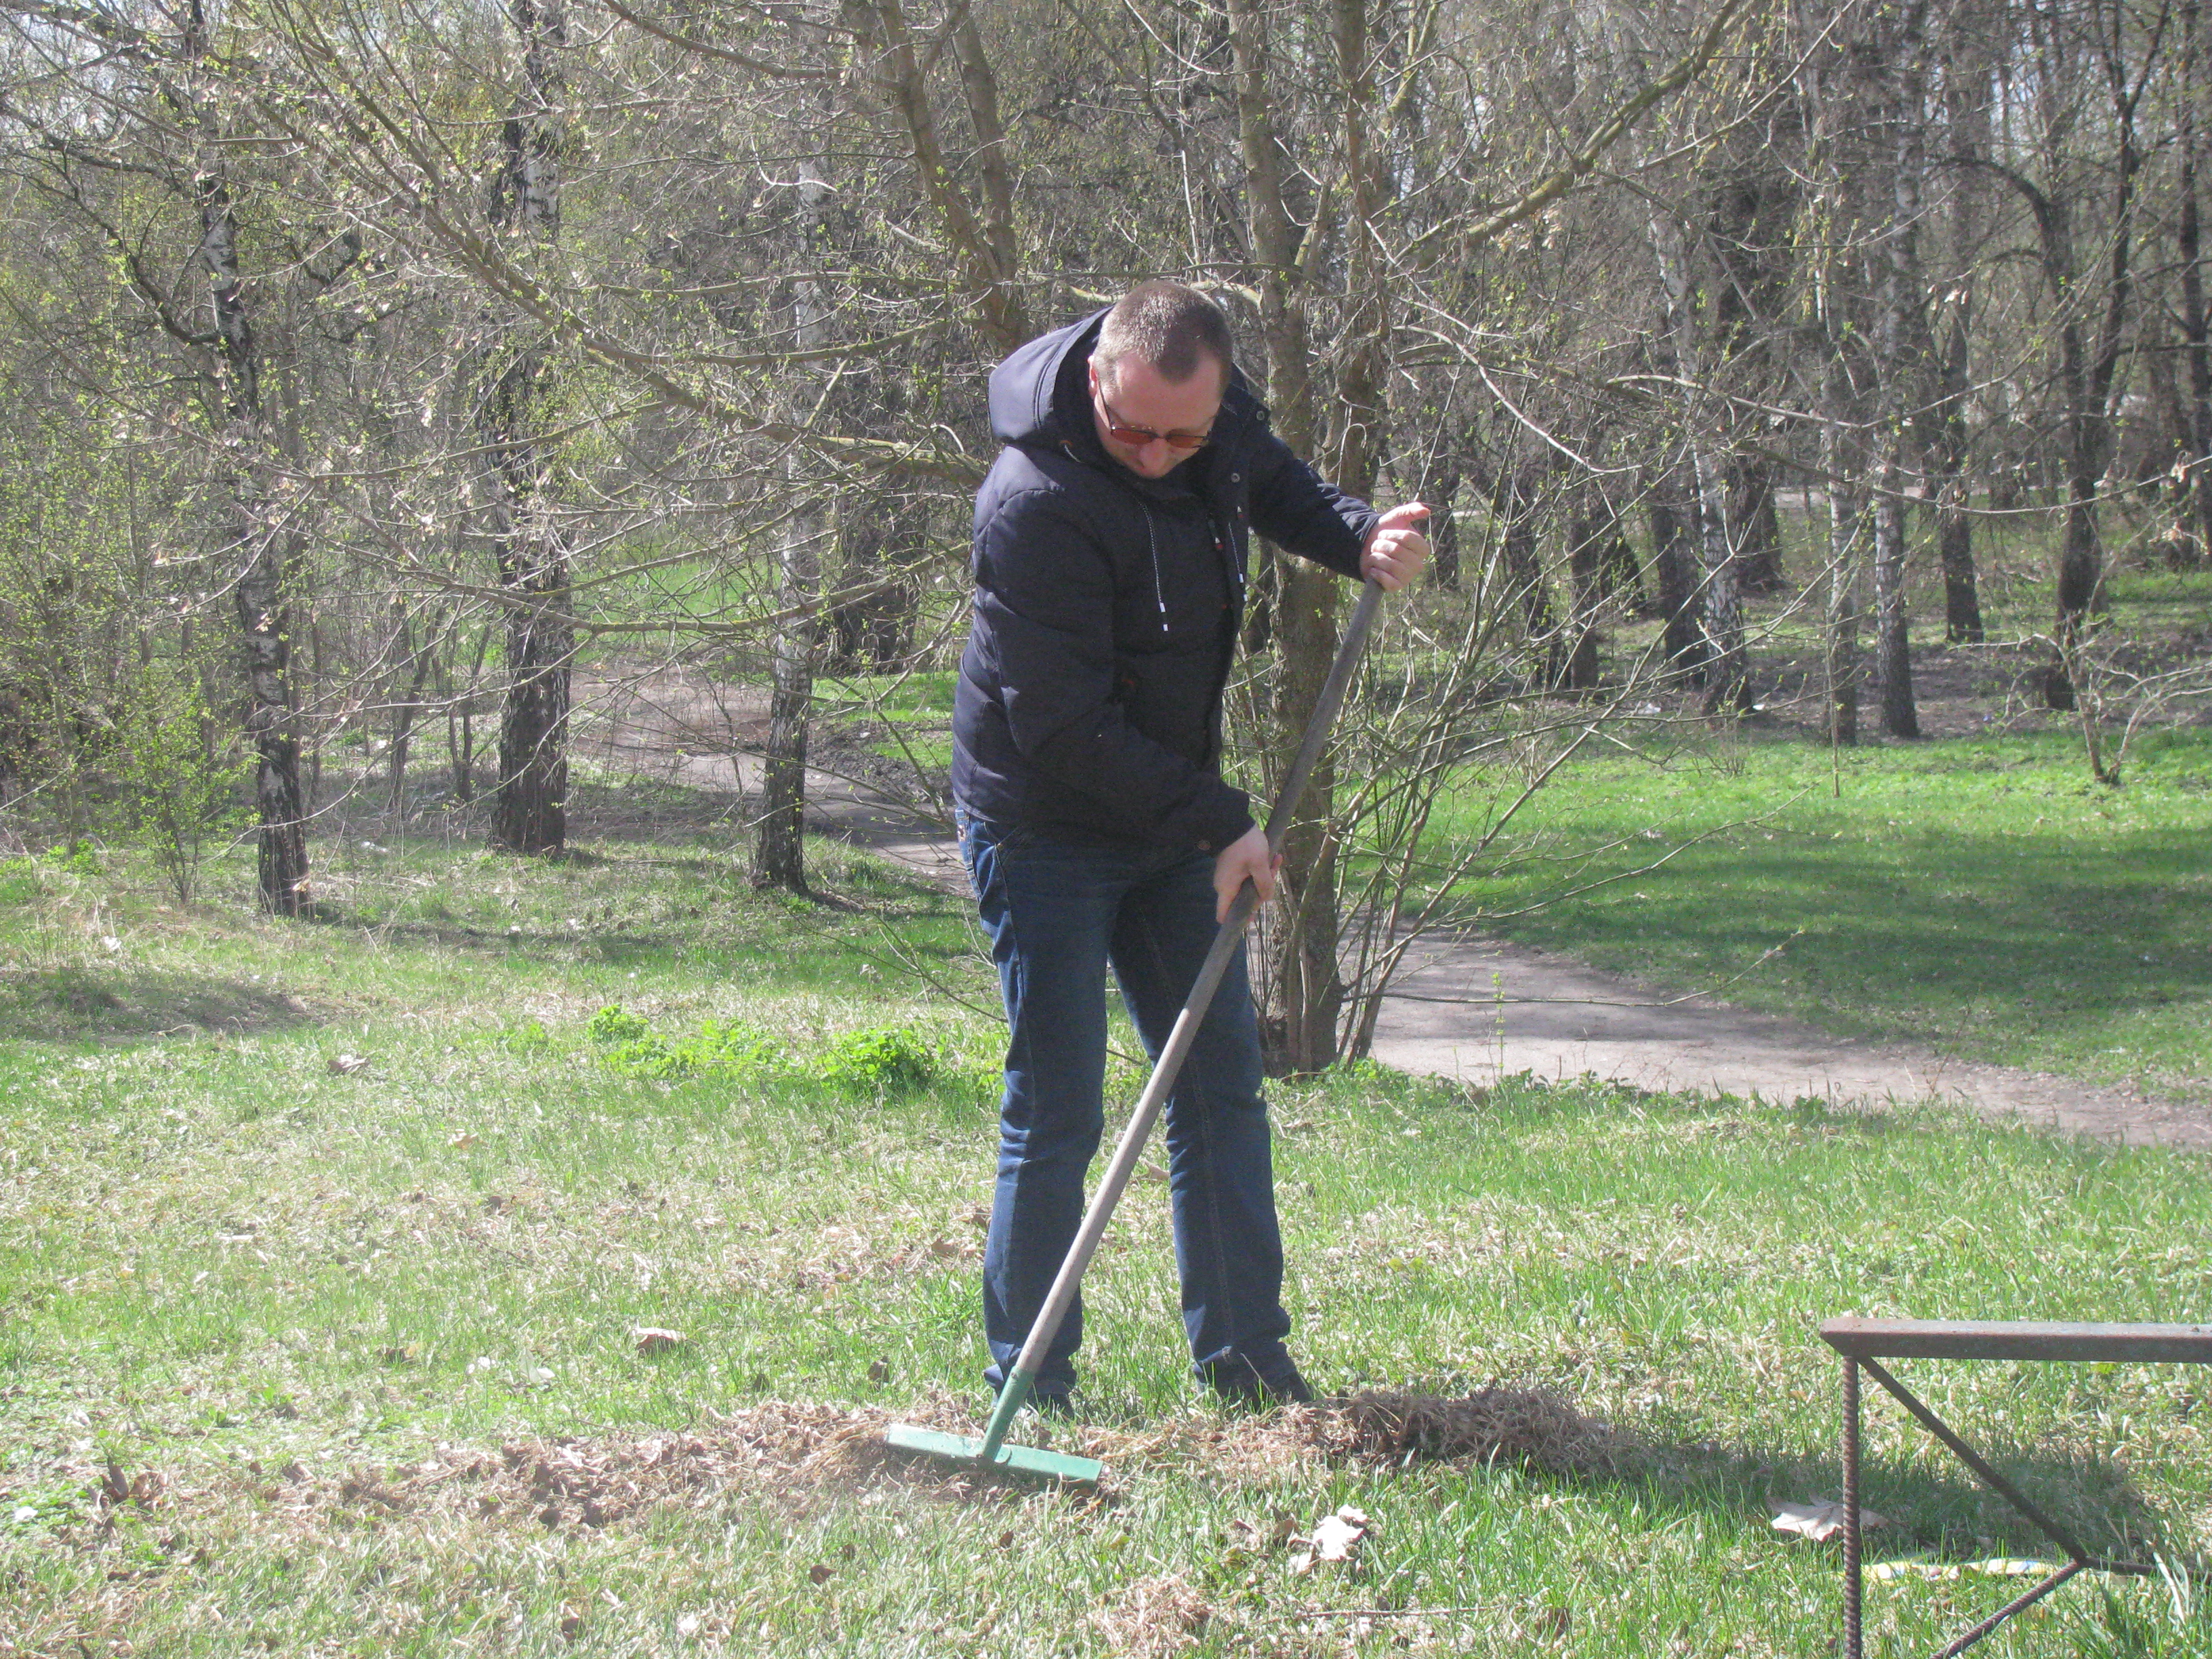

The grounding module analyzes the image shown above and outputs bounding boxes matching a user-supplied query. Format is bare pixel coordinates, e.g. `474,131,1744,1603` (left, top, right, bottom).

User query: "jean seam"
1135,898,1234,1364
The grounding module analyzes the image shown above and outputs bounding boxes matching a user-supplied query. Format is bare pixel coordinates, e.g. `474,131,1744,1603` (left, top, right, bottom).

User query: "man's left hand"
1361,503,1431,590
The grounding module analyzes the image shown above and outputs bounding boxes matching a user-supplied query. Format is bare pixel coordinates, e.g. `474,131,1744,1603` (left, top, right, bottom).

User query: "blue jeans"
958,811,1294,1399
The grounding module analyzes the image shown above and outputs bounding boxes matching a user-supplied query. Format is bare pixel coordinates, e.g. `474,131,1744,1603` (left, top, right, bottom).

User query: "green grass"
4,825,2212,1654
1432,725,2212,1105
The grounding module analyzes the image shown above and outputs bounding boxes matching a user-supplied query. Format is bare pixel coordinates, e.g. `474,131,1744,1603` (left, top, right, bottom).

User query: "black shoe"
1201,1357,1316,1408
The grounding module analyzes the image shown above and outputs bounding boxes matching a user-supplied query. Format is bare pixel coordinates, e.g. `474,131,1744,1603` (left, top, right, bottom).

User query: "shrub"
586,1005,651,1045
104,665,250,905
815,1025,939,1097
586,1008,785,1082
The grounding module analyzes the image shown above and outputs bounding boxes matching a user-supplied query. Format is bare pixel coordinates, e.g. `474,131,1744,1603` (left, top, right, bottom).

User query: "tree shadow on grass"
1,965,315,1043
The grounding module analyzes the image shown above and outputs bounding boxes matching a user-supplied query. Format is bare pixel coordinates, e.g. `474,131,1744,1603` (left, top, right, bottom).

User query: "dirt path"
1365,933,2212,1152
575,663,2212,1154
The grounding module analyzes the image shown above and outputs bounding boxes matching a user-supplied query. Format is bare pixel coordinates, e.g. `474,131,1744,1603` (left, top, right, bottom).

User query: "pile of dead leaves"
371,1404,915,1529
1285,1387,1632,1477
1092,1572,1213,1656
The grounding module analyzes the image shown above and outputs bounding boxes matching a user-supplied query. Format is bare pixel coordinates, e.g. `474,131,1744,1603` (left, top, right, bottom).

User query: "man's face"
1088,353,1224,480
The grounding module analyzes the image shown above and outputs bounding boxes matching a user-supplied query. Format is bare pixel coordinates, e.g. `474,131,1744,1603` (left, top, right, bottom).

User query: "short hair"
1094,281,1234,387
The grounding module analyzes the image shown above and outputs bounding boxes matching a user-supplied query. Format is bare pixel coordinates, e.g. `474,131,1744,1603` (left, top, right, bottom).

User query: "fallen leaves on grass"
328,1052,371,1075
632,1327,685,1355
316,1399,1051,1533
1288,1504,1370,1575
1092,1574,1212,1656
1769,1498,1885,1541
1287,1388,1631,1475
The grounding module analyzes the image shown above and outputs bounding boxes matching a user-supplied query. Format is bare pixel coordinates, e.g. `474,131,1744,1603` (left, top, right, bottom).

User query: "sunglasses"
1097,393,1215,452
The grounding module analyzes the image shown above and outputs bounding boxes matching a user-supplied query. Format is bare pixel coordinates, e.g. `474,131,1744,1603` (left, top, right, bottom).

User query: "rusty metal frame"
1821,1317,2212,1659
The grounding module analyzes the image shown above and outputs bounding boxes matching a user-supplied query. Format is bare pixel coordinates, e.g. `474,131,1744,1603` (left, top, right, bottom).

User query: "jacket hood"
987,308,1105,448
987,305,1264,457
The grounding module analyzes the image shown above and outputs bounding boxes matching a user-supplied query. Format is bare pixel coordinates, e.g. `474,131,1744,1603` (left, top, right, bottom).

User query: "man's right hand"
1212,824,1277,922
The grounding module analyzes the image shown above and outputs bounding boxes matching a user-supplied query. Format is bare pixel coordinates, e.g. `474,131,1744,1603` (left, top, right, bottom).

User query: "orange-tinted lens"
1107,419,1208,451
1101,401,1212,450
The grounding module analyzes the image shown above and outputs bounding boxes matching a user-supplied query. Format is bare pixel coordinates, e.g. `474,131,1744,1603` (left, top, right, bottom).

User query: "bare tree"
483,0,571,855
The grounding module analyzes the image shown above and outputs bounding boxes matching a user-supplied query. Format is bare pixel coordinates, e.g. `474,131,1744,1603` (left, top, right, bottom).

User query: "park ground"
3,533,2211,1656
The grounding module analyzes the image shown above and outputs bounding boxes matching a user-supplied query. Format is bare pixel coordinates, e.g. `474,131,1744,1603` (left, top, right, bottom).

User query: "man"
951,281,1429,1410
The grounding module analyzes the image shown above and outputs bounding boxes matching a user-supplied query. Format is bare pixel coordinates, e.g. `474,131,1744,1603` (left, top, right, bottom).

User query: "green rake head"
883,1422,1103,1485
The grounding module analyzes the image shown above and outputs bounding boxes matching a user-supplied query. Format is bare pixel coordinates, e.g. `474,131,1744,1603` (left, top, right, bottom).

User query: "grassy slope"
1433,725,2212,1106
3,833,2211,1655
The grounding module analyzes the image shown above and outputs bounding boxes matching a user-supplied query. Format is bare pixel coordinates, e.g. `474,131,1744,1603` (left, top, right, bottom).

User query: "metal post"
1843,1355,1863,1659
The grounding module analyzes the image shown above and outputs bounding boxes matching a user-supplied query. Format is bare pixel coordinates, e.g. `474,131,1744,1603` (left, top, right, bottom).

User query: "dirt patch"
1368,932,2212,1152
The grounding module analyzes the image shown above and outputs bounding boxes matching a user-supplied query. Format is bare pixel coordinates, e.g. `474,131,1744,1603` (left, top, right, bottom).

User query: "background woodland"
3,0,2207,1069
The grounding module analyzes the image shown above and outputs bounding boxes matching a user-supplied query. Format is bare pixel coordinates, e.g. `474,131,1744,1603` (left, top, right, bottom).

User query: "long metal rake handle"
977,579,1387,1462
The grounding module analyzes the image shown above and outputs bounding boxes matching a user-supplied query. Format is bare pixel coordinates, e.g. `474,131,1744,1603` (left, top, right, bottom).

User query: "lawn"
1429,724,2212,1108
3,824,2211,1655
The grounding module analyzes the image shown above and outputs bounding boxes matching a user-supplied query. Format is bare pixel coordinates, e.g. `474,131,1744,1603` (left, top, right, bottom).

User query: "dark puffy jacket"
951,308,1376,850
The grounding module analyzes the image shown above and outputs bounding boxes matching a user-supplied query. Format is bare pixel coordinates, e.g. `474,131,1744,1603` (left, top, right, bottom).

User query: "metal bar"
1928,1559,2085,1659
1858,1357,2097,1567
1843,1355,1863,1659
1822,1317,2212,1366
2085,1557,2159,1578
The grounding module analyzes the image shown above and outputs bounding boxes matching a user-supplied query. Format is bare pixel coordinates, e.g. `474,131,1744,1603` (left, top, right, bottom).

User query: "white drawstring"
1140,502,1168,634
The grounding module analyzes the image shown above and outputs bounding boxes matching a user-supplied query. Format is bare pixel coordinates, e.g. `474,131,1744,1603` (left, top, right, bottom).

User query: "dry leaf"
676,1614,701,1637
633,1328,685,1356
1769,1498,1885,1541
808,1563,835,1585
329,1053,370,1075
1290,1504,1370,1574
449,1132,480,1151
1531,1605,1571,1639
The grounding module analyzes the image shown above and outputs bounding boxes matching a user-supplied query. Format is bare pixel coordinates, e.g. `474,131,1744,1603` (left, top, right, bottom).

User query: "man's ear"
1087,358,1103,399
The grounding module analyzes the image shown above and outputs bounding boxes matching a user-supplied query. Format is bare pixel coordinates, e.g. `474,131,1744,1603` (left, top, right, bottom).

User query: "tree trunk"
1933,295,1985,638
1694,449,1749,715
1872,0,1927,739
1229,0,1347,1073
183,0,308,914
2049,7,2143,705
753,165,832,892
1870,447,1919,737
2181,0,2212,565
487,0,571,855
1928,0,1985,637
1645,466,1706,676
1824,441,1867,748
1563,497,1610,690
1732,461,1783,592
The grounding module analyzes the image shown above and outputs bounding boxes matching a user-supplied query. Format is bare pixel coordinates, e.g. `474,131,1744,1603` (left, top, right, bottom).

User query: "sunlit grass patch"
3,838,2211,1654
1429,727,2212,1105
